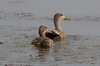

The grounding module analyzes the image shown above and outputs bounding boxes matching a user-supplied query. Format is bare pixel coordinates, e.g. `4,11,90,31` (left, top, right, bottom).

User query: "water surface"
0,0,100,66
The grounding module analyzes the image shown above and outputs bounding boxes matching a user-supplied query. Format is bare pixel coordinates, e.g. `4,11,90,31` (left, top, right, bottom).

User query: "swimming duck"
45,13,70,41
31,25,54,48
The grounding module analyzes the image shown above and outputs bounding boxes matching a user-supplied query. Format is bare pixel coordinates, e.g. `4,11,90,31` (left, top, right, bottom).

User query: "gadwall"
46,13,70,41
31,25,54,48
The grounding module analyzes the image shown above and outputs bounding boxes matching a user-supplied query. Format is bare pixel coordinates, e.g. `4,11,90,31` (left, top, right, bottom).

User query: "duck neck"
39,30,46,37
54,19,62,31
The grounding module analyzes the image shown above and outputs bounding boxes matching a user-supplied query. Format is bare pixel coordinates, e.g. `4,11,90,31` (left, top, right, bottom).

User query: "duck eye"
45,27,47,29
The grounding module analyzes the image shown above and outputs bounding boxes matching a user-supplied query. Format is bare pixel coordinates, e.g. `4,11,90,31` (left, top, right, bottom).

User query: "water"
0,0,100,66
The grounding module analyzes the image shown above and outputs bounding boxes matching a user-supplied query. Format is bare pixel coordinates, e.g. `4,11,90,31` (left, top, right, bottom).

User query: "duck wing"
45,30,60,39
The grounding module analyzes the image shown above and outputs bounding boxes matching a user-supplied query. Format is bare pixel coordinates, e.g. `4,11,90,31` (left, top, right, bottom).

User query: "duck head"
54,13,70,31
39,25,50,37
54,13,70,22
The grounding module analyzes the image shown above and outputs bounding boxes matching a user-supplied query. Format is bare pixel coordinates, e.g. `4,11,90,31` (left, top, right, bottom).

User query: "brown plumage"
45,13,70,41
31,25,54,48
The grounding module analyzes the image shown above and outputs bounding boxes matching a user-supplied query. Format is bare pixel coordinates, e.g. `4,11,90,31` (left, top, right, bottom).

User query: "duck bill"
64,17,71,20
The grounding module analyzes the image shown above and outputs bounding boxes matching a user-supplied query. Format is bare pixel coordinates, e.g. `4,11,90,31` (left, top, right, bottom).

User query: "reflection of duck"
31,25,54,48
46,13,70,41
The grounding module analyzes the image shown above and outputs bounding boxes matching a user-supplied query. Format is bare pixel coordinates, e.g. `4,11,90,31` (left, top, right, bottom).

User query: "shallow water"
0,0,100,66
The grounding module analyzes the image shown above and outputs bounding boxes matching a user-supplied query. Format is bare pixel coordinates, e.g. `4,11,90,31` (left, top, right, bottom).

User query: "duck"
31,25,54,49
45,13,70,41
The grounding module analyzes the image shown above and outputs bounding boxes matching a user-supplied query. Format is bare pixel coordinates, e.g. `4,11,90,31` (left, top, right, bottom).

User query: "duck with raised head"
31,25,54,48
45,13,70,41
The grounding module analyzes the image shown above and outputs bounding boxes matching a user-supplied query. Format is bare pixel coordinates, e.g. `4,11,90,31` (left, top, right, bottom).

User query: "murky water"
0,0,100,66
